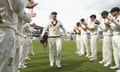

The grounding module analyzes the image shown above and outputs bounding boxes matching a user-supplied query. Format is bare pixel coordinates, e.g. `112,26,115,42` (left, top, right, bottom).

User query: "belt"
48,36,60,38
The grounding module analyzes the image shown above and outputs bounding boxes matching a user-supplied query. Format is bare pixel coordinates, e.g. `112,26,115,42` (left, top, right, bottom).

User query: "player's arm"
41,24,49,38
95,19,100,25
60,24,67,35
87,25,95,31
107,16,120,27
73,29,77,34
10,0,32,23
59,22,66,35
111,19,120,27
81,23,88,30
26,1,38,9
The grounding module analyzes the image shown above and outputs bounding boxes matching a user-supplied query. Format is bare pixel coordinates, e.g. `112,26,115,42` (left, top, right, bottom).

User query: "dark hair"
51,11,58,15
76,22,80,26
90,14,96,18
101,11,109,16
110,7,120,13
80,18,85,22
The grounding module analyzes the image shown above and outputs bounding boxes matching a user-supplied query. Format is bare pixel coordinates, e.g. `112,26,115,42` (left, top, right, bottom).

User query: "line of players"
0,0,37,72
74,7,120,70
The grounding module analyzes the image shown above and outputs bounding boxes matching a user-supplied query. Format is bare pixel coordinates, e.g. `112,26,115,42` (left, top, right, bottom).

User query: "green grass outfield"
21,40,115,72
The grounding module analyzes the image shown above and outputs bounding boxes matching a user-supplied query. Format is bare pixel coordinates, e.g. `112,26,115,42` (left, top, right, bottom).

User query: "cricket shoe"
25,57,31,60
116,69,120,72
86,54,90,58
17,70,20,72
18,64,27,69
104,63,112,67
88,56,93,59
99,61,105,64
50,63,54,67
31,52,35,56
89,57,97,61
110,65,120,70
56,64,62,69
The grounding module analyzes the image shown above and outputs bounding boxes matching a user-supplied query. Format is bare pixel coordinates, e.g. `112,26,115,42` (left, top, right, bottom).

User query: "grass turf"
21,40,115,72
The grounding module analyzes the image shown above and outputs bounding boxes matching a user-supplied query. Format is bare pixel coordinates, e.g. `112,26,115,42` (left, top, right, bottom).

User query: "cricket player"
80,18,90,57
19,22,36,69
0,0,31,72
41,12,66,68
15,17,25,72
99,11,113,67
87,15,100,61
106,7,120,69
18,0,37,69
74,22,82,56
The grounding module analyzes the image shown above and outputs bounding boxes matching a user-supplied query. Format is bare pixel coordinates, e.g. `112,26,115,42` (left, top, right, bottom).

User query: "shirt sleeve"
59,21,66,35
41,24,49,37
10,0,32,23
112,17,120,27
23,23,29,29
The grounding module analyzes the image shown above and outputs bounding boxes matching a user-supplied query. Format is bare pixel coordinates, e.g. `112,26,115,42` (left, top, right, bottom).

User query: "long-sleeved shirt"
0,0,31,31
23,23,34,36
81,24,88,35
88,20,98,35
41,20,66,37
100,19,112,36
74,26,81,35
110,15,120,35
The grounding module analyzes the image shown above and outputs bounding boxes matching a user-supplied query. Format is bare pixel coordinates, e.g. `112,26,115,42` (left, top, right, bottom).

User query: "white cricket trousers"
112,34,120,67
90,35,98,59
19,37,28,66
76,35,81,54
0,28,16,72
81,34,90,56
102,35,112,64
48,37,62,66
28,36,34,55
15,35,21,72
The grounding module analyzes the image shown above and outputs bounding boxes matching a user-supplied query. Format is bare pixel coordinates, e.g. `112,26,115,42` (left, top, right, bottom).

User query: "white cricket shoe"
89,57,97,61
31,52,35,56
116,69,120,72
17,70,20,72
104,63,111,67
56,64,62,69
88,56,93,59
99,61,104,64
18,64,27,69
50,63,54,67
110,65,120,69
86,55,90,58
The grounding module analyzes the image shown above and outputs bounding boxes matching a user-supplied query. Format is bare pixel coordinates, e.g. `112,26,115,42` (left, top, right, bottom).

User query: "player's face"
111,12,118,17
90,17,95,21
51,15,57,20
102,15,107,19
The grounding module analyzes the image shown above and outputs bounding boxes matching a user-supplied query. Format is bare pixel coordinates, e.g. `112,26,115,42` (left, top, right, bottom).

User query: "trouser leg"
83,35,90,56
106,36,112,64
90,35,98,59
48,38,55,65
76,35,81,54
56,38,62,66
0,28,16,72
15,36,20,72
112,36,120,67
102,36,107,62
